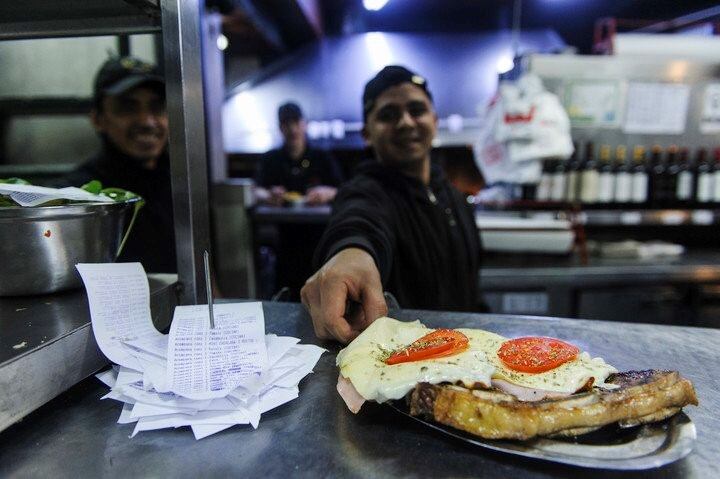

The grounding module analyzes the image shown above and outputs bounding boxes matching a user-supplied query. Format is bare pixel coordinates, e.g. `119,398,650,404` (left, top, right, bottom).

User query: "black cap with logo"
277,102,304,124
93,57,164,109
362,65,432,121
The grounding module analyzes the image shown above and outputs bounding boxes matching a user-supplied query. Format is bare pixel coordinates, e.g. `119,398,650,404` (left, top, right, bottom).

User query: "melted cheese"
336,317,497,402
337,316,618,403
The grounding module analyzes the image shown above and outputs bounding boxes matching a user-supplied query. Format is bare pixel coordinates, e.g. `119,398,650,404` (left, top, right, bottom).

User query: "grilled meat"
408,370,697,440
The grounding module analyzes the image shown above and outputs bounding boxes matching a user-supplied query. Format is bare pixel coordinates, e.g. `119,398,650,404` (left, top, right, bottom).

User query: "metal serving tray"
388,402,696,470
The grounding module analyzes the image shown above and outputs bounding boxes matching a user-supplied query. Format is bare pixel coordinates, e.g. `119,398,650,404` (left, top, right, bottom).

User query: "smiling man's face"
362,82,437,174
92,85,168,167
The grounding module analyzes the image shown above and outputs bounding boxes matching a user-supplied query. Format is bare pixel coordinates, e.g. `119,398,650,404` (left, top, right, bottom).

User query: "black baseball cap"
362,65,433,121
93,56,164,108
278,102,303,124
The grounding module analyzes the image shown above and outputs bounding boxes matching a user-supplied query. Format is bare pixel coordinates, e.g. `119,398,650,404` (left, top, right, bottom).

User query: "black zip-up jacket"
314,161,481,312
255,144,343,193
54,141,176,273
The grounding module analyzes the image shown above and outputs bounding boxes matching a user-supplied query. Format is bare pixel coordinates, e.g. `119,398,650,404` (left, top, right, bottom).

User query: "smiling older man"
58,56,176,273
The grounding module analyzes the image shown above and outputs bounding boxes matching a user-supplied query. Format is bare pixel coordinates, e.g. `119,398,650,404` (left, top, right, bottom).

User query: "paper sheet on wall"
623,82,690,134
563,80,620,128
77,263,164,370
167,303,268,400
700,83,720,134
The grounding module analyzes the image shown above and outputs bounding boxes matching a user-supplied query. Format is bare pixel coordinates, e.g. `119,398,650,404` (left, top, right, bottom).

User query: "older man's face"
280,118,307,151
93,86,168,165
362,82,437,170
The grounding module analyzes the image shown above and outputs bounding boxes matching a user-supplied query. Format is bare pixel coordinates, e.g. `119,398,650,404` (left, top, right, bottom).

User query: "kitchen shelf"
1,0,212,305
476,204,720,227
0,0,213,428
0,97,92,116
0,0,160,40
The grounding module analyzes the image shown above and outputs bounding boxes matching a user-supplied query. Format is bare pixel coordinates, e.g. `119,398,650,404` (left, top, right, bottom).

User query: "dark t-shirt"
314,161,482,312
255,144,343,192
56,142,176,273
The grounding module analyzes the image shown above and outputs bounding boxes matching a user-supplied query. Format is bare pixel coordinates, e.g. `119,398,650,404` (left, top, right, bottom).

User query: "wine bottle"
631,146,649,205
580,142,599,204
597,144,615,204
614,145,632,204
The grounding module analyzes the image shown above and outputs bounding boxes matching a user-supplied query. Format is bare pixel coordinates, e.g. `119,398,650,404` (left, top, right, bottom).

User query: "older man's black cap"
362,65,432,121
93,57,164,107
278,102,303,124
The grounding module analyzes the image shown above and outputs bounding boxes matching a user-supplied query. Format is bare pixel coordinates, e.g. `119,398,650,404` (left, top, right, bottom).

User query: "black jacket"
314,161,481,312
255,144,343,193
56,141,176,273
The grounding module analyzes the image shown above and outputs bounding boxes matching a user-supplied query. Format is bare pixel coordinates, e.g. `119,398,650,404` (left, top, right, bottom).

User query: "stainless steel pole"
161,0,212,305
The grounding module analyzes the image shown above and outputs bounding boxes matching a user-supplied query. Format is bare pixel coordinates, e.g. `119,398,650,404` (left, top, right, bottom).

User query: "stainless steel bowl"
0,199,140,296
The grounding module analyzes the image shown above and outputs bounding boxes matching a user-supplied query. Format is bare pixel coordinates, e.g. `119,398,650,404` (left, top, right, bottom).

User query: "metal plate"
387,401,696,470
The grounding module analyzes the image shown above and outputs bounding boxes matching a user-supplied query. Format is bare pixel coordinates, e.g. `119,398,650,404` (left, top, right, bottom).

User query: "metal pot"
0,199,140,296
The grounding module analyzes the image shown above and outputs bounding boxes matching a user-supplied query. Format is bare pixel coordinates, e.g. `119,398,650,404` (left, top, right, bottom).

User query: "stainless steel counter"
1,302,718,478
481,251,720,288
480,251,720,321
250,204,331,225
0,274,179,432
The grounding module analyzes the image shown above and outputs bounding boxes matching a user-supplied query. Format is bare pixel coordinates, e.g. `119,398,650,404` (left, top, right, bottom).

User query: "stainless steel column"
161,0,211,304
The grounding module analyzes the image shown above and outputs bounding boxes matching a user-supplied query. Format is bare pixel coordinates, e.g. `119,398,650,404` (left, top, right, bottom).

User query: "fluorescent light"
496,54,515,74
363,0,389,11
216,33,229,51
365,32,393,69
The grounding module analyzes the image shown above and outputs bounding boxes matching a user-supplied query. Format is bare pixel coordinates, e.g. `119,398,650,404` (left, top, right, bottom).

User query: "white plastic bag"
474,74,573,185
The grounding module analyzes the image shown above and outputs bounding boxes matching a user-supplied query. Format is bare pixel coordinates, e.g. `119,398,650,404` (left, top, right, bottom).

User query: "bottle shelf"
475,202,720,227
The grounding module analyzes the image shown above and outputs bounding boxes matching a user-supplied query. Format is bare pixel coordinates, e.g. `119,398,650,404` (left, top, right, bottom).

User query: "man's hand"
254,185,286,206
301,248,388,343
269,185,287,206
305,185,338,205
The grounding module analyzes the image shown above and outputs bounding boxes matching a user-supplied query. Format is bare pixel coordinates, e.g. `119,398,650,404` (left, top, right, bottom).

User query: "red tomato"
385,329,469,365
497,336,580,373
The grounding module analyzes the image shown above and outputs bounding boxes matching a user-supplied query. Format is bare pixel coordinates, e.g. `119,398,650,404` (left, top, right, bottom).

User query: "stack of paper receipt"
78,263,324,440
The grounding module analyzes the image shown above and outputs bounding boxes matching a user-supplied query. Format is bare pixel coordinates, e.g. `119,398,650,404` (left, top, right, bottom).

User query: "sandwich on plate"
336,317,698,440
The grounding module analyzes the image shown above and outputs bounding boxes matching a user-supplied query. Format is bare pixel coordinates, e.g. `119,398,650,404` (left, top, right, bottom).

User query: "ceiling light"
363,0,389,11
496,54,515,74
217,33,229,51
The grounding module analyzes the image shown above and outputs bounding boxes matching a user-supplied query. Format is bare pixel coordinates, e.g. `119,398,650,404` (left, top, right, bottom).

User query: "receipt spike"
204,250,215,329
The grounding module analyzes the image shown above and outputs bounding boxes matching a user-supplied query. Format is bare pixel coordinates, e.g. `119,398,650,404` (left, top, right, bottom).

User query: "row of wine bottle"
535,142,720,208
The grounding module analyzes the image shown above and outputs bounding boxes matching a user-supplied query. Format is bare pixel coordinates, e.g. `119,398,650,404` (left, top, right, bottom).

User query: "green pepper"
0,195,18,206
81,180,103,195
0,177,30,185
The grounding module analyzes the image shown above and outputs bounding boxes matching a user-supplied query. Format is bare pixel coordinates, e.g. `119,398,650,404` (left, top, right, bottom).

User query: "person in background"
301,65,482,343
253,102,344,301
254,102,343,205
57,56,175,273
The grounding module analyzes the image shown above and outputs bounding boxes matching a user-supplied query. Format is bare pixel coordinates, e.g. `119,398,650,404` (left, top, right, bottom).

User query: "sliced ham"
337,374,366,413
490,377,596,402
490,379,573,402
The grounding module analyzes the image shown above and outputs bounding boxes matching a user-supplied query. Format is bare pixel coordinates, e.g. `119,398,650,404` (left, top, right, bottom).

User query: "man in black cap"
254,102,343,300
57,56,175,273
301,65,482,343
254,101,343,205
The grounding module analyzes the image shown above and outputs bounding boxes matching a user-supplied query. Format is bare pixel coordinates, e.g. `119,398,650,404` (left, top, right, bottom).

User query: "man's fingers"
361,285,388,329
318,279,355,343
324,317,359,344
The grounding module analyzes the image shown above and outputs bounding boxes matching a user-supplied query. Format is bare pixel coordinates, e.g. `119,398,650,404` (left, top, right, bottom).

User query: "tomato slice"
497,336,580,373
385,329,469,365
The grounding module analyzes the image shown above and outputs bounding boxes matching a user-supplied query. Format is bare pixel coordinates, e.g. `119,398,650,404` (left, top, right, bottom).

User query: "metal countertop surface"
0,275,177,366
480,251,720,288
250,205,331,224
1,302,719,478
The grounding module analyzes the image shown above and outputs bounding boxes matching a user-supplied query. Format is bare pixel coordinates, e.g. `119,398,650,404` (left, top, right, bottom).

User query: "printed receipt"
77,263,164,370
167,303,268,400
